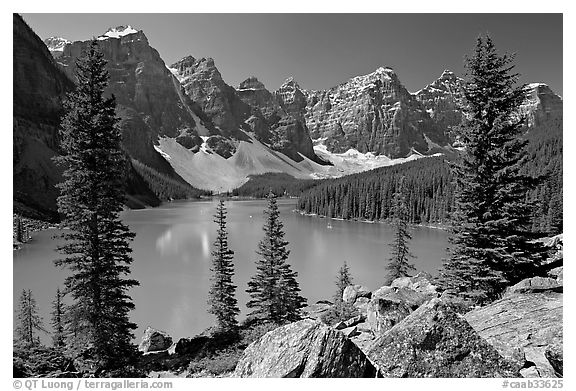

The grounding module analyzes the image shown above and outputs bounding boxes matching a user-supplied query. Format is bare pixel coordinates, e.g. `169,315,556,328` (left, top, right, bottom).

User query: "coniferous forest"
232,173,321,198
297,136,561,235
14,13,562,380
297,157,454,225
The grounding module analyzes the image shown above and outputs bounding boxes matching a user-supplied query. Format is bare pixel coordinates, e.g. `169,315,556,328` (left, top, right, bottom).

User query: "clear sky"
21,13,563,95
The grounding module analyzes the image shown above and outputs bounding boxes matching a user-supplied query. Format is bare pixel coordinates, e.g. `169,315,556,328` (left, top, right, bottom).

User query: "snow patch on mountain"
153,145,171,161
44,37,71,53
311,142,433,178
98,26,139,40
527,83,548,89
155,134,325,192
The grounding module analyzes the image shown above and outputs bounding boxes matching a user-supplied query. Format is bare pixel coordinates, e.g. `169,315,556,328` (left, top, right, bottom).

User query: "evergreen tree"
16,289,45,345
246,193,307,323
385,177,416,285
331,260,357,322
51,288,66,349
437,36,547,303
53,40,139,370
207,199,240,332
334,260,353,302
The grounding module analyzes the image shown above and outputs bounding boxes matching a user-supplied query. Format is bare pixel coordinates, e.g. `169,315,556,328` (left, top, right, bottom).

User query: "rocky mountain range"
14,15,563,219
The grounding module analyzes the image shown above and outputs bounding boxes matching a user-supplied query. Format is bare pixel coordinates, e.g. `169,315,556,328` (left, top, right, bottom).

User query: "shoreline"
294,209,449,231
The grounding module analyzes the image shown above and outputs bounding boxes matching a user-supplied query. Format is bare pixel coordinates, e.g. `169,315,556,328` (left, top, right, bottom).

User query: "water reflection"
14,199,449,343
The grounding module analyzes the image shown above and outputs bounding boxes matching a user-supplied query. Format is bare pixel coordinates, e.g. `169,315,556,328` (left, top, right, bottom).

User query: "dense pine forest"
297,138,562,234
297,157,454,225
131,159,211,201
232,173,321,198
523,125,563,234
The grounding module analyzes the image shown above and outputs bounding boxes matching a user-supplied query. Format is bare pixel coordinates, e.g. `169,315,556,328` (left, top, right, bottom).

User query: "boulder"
366,295,412,335
138,327,173,353
365,298,518,377
334,314,365,330
465,292,562,378
233,319,377,378
390,272,438,295
506,276,562,295
340,326,360,338
545,339,563,377
551,267,563,285
411,278,438,295
343,314,365,328
353,296,370,315
390,276,412,289
367,285,432,335
520,367,541,378
342,285,371,304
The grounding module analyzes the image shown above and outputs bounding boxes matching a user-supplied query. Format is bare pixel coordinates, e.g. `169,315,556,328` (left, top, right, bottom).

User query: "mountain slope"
13,14,75,220
55,26,212,177
170,57,325,164
304,67,447,158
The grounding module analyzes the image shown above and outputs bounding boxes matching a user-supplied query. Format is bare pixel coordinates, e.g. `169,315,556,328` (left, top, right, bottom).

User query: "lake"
13,199,449,343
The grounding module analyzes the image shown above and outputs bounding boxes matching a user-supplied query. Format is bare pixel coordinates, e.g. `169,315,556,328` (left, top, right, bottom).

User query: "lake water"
13,199,449,343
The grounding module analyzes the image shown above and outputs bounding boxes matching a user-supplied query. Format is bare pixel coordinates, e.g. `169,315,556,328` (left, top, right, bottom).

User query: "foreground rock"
233,319,377,378
367,283,434,335
138,327,173,353
465,291,563,378
506,276,562,295
366,298,518,377
342,285,371,304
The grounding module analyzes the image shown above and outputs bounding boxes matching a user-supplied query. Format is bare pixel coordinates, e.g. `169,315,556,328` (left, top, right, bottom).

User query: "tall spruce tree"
437,36,547,303
385,177,416,285
332,260,357,322
16,289,45,345
334,260,353,302
246,193,307,323
53,40,139,369
207,199,239,332
51,288,66,349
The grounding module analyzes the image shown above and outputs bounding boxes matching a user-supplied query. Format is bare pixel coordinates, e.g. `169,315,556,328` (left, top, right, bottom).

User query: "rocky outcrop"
465,291,562,378
305,67,447,158
366,298,519,377
170,59,323,163
366,289,413,335
170,56,249,139
237,76,284,122
138,327,173,353
342,284,371,304
57,29,209,173
233,319,377,378
506,276,562,295
414,70,465,141
366,273,438,336
520,83,563,130
43,36,71,58
240,76,323,163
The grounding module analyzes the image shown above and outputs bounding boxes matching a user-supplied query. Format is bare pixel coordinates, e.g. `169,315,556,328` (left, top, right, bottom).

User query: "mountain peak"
279,77,303,92
374,66,396,74
238,76,266,91
98,25,140,40
44,36,71,53
526,82,549,90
